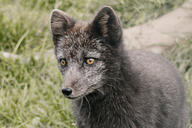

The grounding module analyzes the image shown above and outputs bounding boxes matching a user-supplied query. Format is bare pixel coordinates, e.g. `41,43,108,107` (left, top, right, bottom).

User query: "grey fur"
50,6,188,128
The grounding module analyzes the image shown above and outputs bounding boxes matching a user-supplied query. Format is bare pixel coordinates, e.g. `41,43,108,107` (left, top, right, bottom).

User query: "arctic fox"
50,6,188,128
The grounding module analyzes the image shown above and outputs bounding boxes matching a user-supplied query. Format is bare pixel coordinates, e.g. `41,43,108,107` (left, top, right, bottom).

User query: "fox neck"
73,61,138,128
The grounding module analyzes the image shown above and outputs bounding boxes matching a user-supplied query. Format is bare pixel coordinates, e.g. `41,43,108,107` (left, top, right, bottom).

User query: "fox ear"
50,9,75,38
90,6,122,47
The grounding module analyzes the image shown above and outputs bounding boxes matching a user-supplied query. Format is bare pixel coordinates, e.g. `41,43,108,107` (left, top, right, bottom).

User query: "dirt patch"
123,0,192,54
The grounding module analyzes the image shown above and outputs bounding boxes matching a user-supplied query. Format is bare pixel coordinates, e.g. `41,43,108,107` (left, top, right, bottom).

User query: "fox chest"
74,107,135,128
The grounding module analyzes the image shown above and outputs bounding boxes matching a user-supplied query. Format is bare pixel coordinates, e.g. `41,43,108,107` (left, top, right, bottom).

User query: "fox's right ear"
50,9,75,43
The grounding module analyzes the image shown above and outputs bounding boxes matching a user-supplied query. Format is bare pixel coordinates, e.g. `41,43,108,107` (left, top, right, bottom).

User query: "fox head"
50,7,123,99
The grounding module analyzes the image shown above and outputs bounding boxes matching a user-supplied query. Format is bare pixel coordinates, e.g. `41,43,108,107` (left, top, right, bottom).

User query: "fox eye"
85,58,95,65
60,59,67,67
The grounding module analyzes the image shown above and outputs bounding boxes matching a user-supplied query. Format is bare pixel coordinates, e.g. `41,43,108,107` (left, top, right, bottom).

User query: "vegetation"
0,0,191,127
0,0,185,53
0,56,75,128
165,40,192,127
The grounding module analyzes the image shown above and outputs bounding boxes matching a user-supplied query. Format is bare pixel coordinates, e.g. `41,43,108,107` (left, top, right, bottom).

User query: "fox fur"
50,6,188,128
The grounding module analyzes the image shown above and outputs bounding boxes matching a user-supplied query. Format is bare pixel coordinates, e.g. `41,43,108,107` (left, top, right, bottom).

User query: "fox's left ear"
90,6,122,47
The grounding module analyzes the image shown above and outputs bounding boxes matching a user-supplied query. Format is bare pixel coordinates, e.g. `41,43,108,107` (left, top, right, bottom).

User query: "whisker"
84,96,91,119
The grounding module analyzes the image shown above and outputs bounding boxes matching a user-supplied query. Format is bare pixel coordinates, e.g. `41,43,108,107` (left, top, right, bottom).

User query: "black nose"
62,88,72,96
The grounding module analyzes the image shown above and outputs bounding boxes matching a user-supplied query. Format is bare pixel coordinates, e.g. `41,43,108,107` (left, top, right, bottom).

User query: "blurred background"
0,0,191,127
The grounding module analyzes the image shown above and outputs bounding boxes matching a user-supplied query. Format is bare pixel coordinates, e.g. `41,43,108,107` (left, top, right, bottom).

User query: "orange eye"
60,59,67,67
86,58,95,65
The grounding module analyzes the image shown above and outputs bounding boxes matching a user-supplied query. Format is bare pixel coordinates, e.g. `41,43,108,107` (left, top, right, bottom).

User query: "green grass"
165,39,192,127
0,56,75,128
0,0,185,53
0,0,191,127
0,2,51,53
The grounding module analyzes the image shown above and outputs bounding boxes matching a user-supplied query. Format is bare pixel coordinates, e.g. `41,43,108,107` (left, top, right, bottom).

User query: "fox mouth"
66,95,85,100
66,96,79,100
65,92,89,100
64,85,103,100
